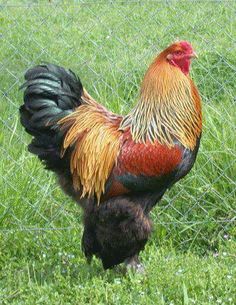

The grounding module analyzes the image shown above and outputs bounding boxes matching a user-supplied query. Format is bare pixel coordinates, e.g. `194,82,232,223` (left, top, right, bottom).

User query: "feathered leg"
82,197,151,270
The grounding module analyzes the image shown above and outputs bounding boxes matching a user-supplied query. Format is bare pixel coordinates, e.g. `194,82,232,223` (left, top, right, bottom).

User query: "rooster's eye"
175,51,182,55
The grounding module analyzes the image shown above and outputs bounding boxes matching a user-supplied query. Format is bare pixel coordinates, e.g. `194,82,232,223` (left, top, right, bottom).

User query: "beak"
190,51,198,59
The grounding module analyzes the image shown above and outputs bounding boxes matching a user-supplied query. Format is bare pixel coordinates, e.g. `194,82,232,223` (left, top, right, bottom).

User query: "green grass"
0,1,235,304
1,233,235,305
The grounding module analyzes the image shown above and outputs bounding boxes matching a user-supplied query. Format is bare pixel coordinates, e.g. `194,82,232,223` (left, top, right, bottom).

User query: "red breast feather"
115,131,182,177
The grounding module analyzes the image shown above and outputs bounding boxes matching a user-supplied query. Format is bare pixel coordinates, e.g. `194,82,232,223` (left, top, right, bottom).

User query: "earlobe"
166,54,173,60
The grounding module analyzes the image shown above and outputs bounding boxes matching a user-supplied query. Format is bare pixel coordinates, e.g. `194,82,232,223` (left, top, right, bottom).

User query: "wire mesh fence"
0,0,235,250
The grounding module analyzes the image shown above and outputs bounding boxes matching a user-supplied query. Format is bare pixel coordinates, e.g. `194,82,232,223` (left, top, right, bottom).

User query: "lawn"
0,1,235,304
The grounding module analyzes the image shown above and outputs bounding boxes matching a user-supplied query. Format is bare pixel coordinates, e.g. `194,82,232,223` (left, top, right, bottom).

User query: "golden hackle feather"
120,59,202,150
59,95,121,203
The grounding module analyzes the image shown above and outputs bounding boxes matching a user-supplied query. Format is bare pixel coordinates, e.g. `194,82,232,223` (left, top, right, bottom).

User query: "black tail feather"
19,63,83,172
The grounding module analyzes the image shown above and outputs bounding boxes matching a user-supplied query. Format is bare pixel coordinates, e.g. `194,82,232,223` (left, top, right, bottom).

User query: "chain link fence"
0,1,235,251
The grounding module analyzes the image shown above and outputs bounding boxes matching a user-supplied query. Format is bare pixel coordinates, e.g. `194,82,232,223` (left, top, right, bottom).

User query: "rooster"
20,41,202,271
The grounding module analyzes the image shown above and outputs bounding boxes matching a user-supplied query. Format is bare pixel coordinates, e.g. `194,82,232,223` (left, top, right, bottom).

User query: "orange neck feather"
120,59,202,150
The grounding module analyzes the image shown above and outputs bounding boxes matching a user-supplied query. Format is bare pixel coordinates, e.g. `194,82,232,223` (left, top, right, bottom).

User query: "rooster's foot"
124,255,145,273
